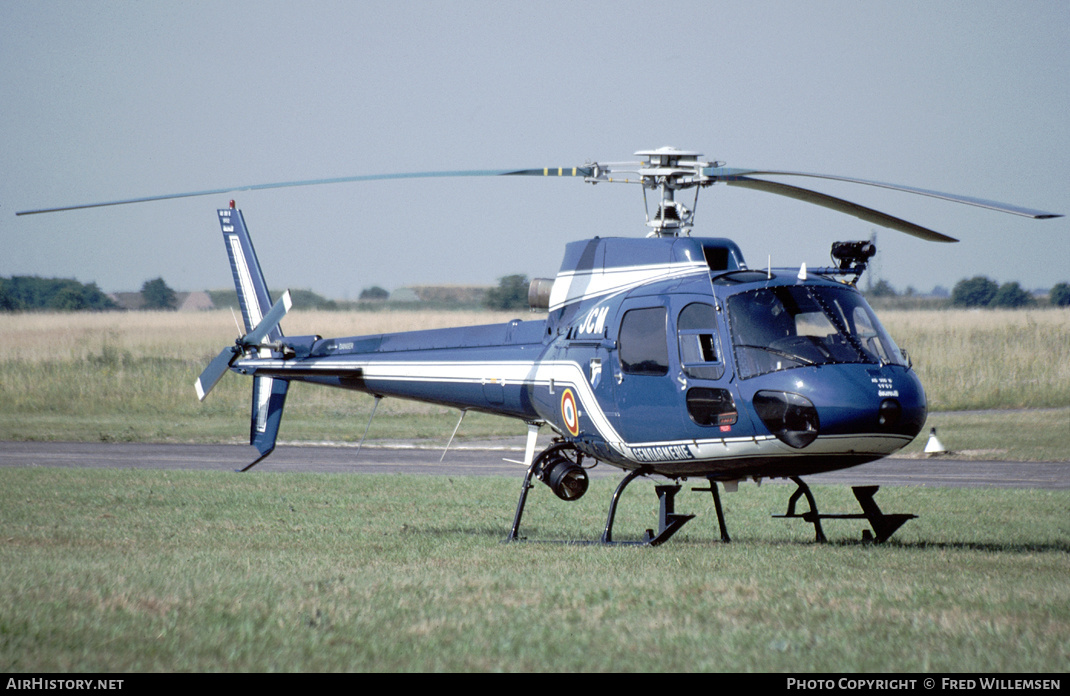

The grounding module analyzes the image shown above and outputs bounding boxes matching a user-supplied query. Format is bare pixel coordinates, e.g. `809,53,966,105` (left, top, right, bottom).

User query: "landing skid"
506,431,915,545
507,461,697,547
773,476,917,543
601,468,696,546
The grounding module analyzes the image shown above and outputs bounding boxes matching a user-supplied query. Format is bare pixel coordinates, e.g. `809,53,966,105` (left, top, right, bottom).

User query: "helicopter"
17,147,1062,545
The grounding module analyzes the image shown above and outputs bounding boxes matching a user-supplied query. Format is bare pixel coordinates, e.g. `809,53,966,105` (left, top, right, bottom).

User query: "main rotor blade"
15,167,593,216
726,176,959,243
706,167,1062,220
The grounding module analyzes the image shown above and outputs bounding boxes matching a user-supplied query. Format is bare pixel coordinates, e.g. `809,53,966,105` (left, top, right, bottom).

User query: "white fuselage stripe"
549,262,708,311
238,355,911,462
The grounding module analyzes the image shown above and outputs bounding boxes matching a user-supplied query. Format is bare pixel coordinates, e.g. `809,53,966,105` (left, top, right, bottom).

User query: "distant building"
177,291,215,311
107,292,145,310
389,288,420,303
107,291,216,311
395,285,490,304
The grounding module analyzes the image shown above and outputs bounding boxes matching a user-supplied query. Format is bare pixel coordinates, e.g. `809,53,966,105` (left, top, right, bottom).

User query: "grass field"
1,467,1067,672
880,309,1070,411
1,308,1068,672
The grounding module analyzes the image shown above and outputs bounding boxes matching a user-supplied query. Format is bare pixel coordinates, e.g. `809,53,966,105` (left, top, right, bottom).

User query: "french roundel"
560,388,580,436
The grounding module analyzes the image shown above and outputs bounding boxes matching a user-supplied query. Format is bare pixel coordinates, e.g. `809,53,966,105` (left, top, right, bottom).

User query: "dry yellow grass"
2,307,1067,412
879,309,1070,409
0,309,537,443
0,309,528,364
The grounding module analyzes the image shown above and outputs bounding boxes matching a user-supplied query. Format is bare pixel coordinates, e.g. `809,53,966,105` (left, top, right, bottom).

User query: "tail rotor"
194,289,292,401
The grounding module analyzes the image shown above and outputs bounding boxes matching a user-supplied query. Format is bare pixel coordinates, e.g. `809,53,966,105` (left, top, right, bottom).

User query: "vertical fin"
218,207,282,342
216,206,289,470
246,375,289,463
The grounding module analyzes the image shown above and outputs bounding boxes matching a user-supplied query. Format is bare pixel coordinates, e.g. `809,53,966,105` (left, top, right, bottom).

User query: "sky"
3,1,1067,300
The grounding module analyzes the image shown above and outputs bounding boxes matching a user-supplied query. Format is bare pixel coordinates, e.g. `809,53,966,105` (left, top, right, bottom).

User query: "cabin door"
607,300,680,444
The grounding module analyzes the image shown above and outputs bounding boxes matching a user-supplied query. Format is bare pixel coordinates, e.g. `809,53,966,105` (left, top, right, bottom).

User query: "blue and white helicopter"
18,147,1061,544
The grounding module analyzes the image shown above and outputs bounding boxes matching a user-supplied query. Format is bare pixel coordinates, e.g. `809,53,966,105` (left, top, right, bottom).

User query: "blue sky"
3,1,1067,299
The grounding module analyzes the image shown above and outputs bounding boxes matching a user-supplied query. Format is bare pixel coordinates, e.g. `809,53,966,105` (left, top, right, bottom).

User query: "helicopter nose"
748,366,926,447
871,369,927,438
838,368,927,438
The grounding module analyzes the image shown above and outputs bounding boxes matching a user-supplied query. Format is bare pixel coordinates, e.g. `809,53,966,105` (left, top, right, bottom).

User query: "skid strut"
509,456,697,545
773,476,917,543
601,467,695,546
506,463,537,542
506,424,546,542
645,483,697,546
692,476,732,543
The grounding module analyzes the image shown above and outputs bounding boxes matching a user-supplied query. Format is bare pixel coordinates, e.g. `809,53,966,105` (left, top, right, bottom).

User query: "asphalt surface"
0,440,1066,489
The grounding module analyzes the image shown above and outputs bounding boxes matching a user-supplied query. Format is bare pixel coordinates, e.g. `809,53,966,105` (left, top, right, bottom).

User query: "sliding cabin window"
619,307,669,376
677,302,724,381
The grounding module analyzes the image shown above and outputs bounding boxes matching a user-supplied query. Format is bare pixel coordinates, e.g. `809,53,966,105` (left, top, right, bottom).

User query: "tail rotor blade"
244,290,292,347
195,346,239,401
196,290,293,401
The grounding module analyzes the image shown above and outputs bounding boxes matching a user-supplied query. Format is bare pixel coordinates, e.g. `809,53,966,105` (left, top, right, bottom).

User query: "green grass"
3,309,1065,672
0,468,1067,672
896,408,1070,462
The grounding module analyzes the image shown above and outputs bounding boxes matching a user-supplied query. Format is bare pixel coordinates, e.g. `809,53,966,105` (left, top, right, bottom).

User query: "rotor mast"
585,146,717,238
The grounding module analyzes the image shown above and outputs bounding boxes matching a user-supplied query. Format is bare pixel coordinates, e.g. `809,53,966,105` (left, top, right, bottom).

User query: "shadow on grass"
400,523,658,545
690,537,1070,554
430,527,1070,553
888,539,1070,554
399,523,508,540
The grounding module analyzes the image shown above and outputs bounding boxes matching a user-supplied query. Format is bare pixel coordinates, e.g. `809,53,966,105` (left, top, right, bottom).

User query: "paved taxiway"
0,441,1066,489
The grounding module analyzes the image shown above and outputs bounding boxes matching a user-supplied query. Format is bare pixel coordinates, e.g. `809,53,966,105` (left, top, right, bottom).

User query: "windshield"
726,285,908,378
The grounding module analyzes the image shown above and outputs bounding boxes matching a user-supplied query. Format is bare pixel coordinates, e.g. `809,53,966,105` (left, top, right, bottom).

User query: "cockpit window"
677,303,724,380
726,285,907,378
851,305,891,364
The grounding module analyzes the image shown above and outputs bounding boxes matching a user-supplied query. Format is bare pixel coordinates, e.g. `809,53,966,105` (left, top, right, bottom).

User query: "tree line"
943,277,1067,308
481,274,1070,311
864,277,1070,307
0,276,177,311
5,273,1067,312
